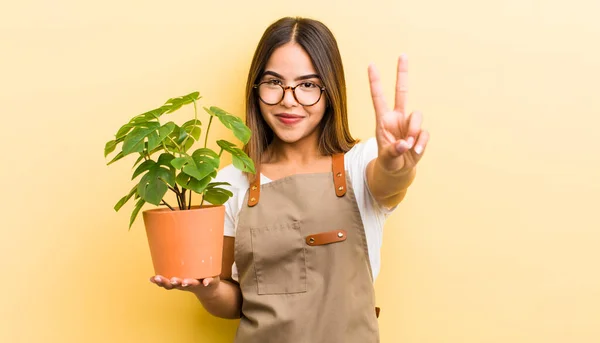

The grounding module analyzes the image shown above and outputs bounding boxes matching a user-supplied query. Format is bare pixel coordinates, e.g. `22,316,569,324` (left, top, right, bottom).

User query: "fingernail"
407,136,415,147
182,282,188,287
154,276,161,282
203,279,209,287
414,145,423,154
170,279,178,285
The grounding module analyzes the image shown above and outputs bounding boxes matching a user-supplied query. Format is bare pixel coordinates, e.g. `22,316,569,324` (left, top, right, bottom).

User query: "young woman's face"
258,42,327,145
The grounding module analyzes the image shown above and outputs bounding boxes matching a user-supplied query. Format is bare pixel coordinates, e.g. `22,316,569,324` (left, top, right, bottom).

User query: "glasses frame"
253,81,326,106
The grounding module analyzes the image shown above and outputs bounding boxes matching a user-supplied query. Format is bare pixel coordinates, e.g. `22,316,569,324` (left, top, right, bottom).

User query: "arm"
366,159,416,209
366,55,429,209
191,236,242,319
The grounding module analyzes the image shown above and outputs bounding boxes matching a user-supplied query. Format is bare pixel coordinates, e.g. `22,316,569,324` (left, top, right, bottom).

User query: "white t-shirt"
213,137,394,282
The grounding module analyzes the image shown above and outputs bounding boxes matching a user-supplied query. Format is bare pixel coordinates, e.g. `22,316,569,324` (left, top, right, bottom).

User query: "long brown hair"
244,17,357,181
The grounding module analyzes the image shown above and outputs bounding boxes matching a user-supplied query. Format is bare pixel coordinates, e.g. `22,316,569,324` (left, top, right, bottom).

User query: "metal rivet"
250,197,256,202
309,237,315,244
337,232,344,238
338,186,344,191
336,172,342,177
251,185,257,191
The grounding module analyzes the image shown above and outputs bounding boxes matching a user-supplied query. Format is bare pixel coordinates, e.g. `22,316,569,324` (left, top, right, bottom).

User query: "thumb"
201,276,221,287
382,138,413,158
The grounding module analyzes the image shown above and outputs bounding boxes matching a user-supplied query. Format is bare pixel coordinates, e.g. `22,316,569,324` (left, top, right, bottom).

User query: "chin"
272,130,306,144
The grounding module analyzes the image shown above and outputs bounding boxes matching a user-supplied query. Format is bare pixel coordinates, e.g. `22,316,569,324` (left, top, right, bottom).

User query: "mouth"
274,113,304,125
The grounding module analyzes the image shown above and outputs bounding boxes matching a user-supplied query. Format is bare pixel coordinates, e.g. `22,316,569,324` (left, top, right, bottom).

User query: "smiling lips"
275,113,304,125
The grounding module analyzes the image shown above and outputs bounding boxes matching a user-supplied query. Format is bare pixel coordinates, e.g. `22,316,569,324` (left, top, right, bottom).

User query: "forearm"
193,279,242,319
367,158,417,208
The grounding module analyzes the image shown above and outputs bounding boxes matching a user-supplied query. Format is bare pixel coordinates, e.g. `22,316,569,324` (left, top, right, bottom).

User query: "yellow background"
2,0,599,342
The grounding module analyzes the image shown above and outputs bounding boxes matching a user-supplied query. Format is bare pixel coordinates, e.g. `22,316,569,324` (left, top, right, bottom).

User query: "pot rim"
142,204,224,215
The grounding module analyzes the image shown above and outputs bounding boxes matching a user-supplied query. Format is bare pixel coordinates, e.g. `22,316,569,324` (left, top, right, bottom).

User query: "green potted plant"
104,91,254,279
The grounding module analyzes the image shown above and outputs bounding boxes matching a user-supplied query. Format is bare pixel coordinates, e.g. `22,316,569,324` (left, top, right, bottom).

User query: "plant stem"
218,147,224,157
175,191,182,209
179,188,187,210
199,195,205,209
161,200,175,211
180,99,200,152
167,136,183,153
204,115,214,148
188,190,192,210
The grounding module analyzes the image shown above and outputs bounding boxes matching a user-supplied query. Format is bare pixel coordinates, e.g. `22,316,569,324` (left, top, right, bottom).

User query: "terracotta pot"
142,205,224,279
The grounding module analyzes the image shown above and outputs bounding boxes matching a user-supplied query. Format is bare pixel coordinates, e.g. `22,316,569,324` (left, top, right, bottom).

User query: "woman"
151,16,429,342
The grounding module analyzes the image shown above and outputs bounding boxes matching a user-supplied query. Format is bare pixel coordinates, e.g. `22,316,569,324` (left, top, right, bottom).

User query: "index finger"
368,63,390,118
394,54,408,114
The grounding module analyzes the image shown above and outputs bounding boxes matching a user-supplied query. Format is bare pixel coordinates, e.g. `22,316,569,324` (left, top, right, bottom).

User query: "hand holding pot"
150,274,221,295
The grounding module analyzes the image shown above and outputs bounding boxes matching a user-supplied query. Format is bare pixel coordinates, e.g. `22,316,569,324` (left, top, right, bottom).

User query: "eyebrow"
262,70,321,81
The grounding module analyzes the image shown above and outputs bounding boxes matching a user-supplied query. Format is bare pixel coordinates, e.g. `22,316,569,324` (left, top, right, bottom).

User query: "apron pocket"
250,221,307,295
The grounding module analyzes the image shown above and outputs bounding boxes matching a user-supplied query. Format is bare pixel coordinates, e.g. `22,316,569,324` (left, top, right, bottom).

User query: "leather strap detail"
332,153,347,197
305,229,347,246
375,307,380,318
247,172,260,207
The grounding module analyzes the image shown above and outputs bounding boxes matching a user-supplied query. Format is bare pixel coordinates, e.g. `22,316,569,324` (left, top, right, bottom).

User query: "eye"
299,82,319,89
265,79,283,85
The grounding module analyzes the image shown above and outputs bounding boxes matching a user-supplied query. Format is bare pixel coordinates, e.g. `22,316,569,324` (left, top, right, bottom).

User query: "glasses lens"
257,82,323,106
258,83,283,105
294,83,322,106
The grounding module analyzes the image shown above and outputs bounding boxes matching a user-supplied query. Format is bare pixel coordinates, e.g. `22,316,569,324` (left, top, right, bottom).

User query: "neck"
264,131,323,166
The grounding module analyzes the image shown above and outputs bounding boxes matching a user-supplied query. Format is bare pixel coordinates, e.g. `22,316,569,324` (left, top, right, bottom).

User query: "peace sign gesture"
368,54,429,173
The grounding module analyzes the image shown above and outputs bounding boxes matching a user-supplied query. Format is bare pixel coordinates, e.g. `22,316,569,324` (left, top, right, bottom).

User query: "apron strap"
247,153,347,207
332,153,347,197
247,168,261,207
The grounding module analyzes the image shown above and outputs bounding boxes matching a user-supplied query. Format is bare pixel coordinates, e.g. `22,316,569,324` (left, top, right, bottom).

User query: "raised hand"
368,54,429,172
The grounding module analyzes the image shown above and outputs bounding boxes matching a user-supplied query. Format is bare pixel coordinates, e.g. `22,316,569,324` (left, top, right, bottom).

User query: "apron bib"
233,153,380,343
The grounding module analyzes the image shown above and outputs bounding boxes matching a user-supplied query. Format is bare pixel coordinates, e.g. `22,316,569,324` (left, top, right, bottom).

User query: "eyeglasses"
253,80,326,106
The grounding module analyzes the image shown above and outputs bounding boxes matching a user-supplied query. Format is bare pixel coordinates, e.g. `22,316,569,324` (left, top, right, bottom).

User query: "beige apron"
234,153,380,343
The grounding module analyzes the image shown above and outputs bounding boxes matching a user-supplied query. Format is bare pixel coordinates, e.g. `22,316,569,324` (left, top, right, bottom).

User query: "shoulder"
345,137,378,172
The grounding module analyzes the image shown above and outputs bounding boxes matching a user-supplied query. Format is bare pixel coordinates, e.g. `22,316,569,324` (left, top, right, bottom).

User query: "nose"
280,86,298,107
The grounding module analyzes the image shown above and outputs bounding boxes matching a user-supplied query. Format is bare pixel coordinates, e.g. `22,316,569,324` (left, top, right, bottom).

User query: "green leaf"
158,122,176,143
122,124,159,155
181,91,201,102
129,198,146,229
171,151,218,181
176,172,192,190
147,131,160,151
104,140,117,157
137,164,174,205
156,153,175,170
183,138,194,152
116,123,135,140
133,154,145,167
217,140,255,173
171,156,191,169
206,181,231,188
208,106,251,144
107,151,125,165
232,153,255,173
132,160,156,180
188,175,213,193
114,185,137,212
203,186,233,205
192,148,220,169
182,119,201,141
176,171,216,194
164,92,200,114
141,105,170,120
216,139,236,150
